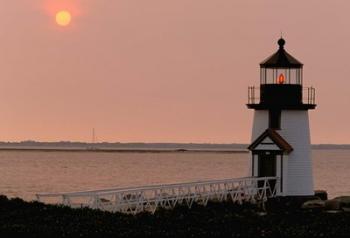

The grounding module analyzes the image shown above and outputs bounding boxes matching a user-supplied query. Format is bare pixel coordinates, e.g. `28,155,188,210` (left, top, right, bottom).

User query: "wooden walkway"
36,176,279,214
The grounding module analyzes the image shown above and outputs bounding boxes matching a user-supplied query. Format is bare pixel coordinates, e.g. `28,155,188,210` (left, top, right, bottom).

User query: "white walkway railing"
36,177,279,214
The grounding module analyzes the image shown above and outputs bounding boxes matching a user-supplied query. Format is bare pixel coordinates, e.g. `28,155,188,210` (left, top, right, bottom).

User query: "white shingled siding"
250,110,314,196
251,111,269,140
253,154,258,176
279,111,314,196
276,155,282,195
279,154,287,196
248,110,269,176
248,111,268,178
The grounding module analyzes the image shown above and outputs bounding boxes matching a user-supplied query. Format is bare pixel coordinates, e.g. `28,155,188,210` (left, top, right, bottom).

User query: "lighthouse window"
269,109,281,129
260,68,303,85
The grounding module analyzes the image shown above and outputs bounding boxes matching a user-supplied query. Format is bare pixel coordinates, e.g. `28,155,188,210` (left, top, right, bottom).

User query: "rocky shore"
0,195,350,237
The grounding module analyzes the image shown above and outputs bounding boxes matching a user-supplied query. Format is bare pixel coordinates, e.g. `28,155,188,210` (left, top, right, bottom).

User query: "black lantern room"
248,38,316,110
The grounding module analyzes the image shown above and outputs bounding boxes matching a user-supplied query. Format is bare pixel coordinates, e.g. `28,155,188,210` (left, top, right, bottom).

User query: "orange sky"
0,0,349,143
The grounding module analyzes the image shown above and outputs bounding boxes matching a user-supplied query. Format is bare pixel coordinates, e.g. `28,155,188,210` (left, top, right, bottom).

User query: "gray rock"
325,199,341,210
333,196,350,203
334,196,350,210
325,210,342,214
343,207,350,212
301,199,325,209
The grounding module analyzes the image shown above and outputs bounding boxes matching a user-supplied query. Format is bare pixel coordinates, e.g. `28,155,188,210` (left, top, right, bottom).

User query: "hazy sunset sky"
0,0,349,143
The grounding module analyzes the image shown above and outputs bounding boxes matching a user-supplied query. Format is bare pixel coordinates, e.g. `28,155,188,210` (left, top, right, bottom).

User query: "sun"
56,10,72,26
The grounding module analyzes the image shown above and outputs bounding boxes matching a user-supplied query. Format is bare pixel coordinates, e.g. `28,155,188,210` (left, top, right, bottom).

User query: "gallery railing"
248,86,316,105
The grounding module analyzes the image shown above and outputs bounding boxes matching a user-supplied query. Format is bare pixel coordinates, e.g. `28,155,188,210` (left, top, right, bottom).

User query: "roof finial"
278,37,285,49
278,31,285,48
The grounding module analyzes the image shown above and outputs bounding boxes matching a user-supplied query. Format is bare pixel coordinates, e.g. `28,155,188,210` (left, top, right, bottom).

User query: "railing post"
263,179,267,200
276,177,280,196
248,87,250,104
62,195,68,206
253,87,255,104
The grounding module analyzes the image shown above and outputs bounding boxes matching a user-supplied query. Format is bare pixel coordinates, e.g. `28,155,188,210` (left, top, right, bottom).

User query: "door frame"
252,150,283,194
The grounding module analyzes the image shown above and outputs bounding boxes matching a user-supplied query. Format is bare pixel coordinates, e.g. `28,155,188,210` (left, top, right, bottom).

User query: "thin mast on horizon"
92,128,96,144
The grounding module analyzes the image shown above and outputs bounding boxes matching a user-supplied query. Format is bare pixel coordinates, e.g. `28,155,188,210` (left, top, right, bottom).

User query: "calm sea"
0,150,348,200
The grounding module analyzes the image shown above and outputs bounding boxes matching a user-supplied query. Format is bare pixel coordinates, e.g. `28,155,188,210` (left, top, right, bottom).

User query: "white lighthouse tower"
247,38,316,196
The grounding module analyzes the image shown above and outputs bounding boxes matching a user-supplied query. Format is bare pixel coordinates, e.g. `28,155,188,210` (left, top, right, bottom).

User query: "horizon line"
1,141,350,146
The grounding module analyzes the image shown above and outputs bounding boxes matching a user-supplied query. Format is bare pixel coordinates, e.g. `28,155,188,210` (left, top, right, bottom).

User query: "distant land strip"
0,147,248,153
0,142,348,152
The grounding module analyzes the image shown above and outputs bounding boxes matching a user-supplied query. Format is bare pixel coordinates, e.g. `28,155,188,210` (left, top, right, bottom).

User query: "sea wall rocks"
301,192,350,212
325,196,350,211
301,199,325,210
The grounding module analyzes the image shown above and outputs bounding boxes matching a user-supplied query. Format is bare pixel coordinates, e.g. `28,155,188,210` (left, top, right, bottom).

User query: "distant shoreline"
0,142,349,153
0,146,349,153
0,147,249,153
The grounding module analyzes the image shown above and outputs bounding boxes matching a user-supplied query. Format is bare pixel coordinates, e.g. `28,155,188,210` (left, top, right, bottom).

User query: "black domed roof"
260,38,303,68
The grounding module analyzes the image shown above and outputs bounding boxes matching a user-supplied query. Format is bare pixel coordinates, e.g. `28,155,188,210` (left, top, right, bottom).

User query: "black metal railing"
304,87,316,105
248,86,259,104
248,86,316,105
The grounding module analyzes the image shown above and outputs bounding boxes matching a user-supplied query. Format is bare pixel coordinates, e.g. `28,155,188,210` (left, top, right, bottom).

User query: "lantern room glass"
260,68,302,85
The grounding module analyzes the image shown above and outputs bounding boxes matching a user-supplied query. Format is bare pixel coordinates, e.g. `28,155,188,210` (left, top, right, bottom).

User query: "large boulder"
333,196,350,211
301,199,325,210
325,199,341,210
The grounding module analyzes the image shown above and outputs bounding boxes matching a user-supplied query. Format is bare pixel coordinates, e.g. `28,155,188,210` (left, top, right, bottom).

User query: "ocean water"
0,150,348,200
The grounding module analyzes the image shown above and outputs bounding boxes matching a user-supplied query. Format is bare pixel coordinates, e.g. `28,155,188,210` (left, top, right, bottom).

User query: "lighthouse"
247,38,316,196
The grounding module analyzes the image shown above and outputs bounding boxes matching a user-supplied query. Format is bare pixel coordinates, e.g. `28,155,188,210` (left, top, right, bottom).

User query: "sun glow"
56,10,72,26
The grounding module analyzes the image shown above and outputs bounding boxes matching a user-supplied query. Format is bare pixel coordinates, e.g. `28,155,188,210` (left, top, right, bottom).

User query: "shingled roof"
260,38,303,68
